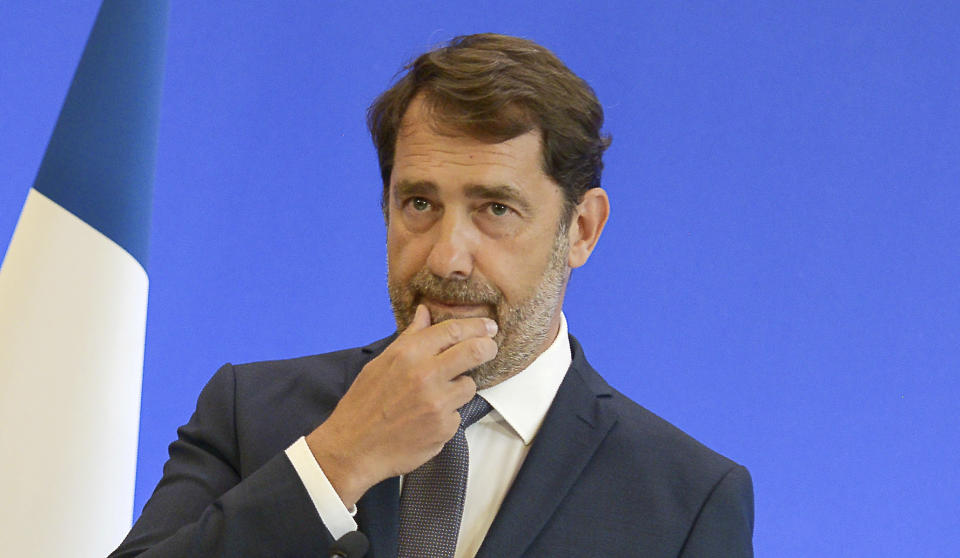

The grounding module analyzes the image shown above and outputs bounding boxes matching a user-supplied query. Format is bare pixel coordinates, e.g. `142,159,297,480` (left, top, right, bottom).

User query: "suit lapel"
476,336,616,557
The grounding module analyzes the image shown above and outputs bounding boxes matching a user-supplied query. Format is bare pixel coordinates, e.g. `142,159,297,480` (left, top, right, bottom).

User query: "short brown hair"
368,33,611,217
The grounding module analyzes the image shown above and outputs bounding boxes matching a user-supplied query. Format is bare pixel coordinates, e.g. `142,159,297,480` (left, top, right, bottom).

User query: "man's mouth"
420,297,493,319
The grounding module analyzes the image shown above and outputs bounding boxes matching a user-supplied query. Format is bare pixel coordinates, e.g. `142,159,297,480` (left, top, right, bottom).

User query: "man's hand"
305,304,498,508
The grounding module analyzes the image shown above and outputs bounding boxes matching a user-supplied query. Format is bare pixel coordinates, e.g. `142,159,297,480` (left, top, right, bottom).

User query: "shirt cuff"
285,436,358,539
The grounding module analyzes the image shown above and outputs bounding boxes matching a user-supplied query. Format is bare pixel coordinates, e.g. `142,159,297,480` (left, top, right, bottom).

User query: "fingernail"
484,318,498,336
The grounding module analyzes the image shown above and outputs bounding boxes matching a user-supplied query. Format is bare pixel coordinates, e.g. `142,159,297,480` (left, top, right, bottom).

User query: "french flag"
0,2,168,556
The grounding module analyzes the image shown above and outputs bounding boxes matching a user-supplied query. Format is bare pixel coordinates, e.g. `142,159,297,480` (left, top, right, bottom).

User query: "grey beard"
388,223,569,388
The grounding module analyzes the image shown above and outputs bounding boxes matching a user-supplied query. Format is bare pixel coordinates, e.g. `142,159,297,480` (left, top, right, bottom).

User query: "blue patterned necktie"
397,395,492,558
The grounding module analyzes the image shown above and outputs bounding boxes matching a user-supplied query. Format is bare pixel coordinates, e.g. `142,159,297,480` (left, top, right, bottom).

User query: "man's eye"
410,197,431,211
489,203,509,217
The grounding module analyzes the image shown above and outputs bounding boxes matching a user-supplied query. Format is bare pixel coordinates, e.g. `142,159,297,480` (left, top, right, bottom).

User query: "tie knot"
458,395,491,429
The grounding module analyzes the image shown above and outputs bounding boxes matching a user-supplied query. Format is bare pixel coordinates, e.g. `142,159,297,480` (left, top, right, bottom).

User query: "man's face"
386,97,571,389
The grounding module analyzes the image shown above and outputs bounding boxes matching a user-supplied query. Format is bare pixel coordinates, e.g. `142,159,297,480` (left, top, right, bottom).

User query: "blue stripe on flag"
32,1,169,270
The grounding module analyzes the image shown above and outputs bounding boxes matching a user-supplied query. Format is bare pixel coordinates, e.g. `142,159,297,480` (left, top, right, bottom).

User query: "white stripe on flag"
0,188,148,557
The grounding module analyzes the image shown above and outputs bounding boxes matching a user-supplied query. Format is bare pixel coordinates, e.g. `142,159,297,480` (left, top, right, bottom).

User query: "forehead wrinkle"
399,139,523,158
396,126,528,162
395,149,527,172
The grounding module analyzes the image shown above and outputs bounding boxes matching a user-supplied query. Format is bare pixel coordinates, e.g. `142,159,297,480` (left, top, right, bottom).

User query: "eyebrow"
393,180,533,214
393,180,437,200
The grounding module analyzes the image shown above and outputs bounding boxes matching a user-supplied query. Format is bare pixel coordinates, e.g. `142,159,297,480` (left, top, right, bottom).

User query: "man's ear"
567,188,610,269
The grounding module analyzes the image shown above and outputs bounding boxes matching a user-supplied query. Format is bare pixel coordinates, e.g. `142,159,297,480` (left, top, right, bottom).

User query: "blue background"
2,2,958,555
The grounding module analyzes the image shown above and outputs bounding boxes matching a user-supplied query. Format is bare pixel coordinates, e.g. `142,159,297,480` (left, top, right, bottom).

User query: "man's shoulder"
507,335,752,553
606,384,741,476
567,335,744,483
188,336,397,468
228,335,394,380
206,335,396,407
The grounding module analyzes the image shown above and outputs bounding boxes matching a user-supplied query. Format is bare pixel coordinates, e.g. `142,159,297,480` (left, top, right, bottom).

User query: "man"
113,34,753,557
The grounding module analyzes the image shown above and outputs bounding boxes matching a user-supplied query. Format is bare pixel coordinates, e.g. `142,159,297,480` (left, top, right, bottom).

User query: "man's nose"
426,211,476,280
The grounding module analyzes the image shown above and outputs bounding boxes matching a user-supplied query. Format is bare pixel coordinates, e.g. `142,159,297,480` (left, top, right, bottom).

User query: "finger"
417,316,498,354
432,336,498,379
437,411,464,446
448,374,478,407
401,304,431,336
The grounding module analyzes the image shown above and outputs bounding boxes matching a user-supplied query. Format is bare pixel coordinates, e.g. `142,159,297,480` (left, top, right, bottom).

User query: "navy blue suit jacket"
112,335,754,557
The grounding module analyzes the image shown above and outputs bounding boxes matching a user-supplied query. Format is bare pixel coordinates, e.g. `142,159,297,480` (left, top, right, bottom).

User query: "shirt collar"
477,313,571,445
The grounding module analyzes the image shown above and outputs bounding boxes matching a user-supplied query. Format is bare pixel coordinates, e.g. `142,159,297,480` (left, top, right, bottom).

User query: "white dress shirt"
286,314,572,558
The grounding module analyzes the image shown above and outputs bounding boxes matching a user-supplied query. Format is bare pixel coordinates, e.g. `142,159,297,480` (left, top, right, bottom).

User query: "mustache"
407,269,503,306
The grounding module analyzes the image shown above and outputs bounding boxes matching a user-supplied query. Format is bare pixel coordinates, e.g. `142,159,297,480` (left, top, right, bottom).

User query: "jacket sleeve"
109,364,336,557
678,464,755,558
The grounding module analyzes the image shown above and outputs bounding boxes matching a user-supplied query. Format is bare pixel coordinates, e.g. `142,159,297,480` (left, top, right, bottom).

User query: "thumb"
403,304,431,335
